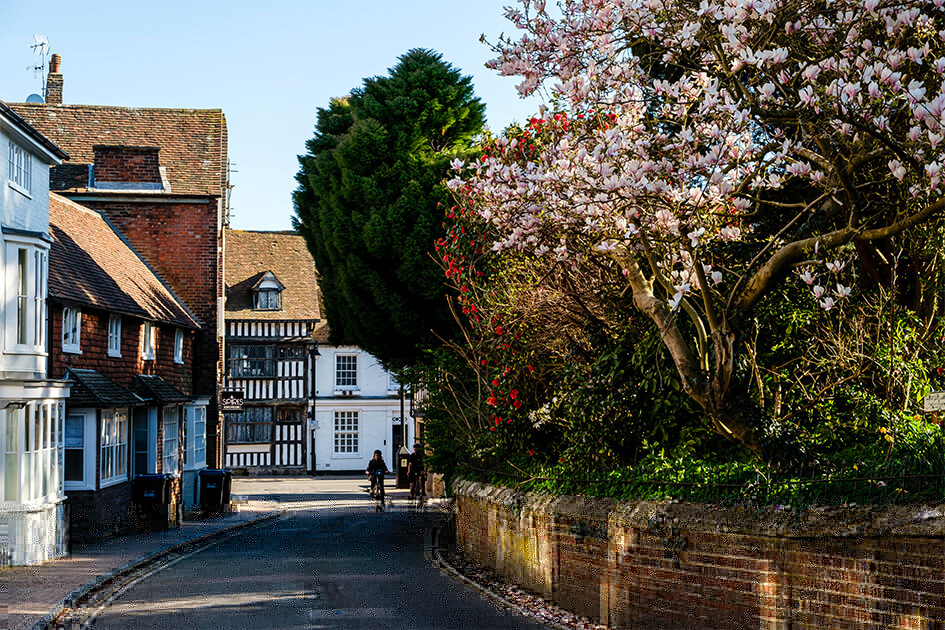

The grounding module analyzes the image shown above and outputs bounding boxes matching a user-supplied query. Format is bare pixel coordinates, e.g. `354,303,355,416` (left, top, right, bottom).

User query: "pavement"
1,475,431,630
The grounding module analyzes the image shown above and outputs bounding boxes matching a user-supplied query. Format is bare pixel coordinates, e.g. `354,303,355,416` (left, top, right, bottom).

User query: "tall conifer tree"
293,49,485,368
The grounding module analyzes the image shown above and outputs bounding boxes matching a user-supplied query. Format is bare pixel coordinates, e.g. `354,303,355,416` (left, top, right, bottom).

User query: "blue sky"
0,0,542,230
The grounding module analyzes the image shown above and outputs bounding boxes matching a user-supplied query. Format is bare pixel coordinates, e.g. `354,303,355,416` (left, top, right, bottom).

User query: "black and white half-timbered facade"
224,229,415,475
223,231,320,474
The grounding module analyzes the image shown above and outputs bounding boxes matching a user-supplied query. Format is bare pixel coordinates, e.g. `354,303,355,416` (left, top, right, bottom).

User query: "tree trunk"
615,245,805,469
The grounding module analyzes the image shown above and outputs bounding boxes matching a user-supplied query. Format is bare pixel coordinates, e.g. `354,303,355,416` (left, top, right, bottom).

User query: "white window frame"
16,248,28,346
254,288,281,310
100,409,128,487
7,139,32,196
62,307,81,354
5,239,47,354
335,354,359,391
132,407,157,477
3,408,21,501
3,404,64,503
183,403,207,471
174,329,184,364
141,321,155,360
332,410,359,456
33,249,46,348
108,314,122,357
63,411,95,490
161,406,179,476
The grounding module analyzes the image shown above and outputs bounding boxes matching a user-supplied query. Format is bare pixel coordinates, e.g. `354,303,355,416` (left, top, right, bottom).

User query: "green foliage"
409,108,945,492
293,49,485,369
455,417,945,506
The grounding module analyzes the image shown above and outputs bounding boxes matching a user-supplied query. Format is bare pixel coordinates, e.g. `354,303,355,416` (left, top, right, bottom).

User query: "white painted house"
0,101,71,566
310,342,413,474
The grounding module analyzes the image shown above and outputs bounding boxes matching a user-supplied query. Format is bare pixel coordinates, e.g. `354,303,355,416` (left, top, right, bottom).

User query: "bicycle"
369,470,386,511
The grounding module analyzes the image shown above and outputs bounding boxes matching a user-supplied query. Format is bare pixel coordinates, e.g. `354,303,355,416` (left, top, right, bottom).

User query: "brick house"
9,55,228,468
223,229,414,475
48,193,203,541
0,101,72,566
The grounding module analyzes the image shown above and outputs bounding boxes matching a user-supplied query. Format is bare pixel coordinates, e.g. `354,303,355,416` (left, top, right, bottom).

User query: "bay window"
5,238,48,356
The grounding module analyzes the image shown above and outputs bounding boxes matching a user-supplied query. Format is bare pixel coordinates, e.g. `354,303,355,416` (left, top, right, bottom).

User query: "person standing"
407,443,426,499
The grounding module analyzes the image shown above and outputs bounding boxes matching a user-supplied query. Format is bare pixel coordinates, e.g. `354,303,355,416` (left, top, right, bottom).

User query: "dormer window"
255,289,281,310
253,272,284,311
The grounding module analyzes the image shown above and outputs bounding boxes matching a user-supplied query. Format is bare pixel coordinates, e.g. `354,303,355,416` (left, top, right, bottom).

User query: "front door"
391,423,404,473
132,407,156,476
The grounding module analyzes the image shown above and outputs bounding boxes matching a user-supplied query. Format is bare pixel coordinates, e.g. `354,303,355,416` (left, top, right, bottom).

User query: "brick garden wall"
453,479,945,629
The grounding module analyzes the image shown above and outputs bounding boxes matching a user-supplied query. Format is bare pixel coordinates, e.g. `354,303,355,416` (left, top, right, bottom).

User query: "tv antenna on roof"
28,34,50,98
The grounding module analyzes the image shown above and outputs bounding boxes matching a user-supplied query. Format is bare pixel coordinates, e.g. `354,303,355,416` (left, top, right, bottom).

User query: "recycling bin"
198,468,232,512
131,474,170,531
132,473,170,504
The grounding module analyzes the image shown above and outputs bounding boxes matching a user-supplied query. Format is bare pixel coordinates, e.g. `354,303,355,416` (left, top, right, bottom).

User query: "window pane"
277,407,304,423
5,410,19,501
230,345,276,377
143,322,155,359
194,407,206,463
278,346,305,360
335,355,358,388
108,315,121,354
174,330,183,362
17,249,28,344
162,408,179,473
35,251,45,346
333,411,358,453
225,407,272,443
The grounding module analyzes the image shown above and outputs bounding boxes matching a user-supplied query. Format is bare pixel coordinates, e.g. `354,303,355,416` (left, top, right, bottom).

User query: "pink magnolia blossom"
451,0,945,332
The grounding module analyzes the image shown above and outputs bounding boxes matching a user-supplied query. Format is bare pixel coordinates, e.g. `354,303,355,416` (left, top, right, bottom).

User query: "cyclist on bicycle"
365,450,390,498
407,443,427,499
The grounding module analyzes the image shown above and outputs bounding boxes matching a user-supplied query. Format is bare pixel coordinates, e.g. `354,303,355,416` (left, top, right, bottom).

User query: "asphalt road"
82,477,550,629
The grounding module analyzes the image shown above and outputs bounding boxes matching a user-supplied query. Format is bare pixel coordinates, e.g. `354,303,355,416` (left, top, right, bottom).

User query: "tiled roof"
132,374,191,404
7,103,226,196
48,193,199,328
0,101,69,160
225,230,321,321
67,369,143,408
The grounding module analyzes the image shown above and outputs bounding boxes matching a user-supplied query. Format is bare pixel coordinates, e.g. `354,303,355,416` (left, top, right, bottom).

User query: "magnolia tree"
450,0,945,461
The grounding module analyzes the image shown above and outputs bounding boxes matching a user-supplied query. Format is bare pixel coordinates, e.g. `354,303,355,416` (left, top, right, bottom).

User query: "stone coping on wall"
453,478,945,539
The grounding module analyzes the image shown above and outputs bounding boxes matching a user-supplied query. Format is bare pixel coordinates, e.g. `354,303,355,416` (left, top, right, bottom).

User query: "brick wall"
453,479,945,629
93,146,162,184
66,481,132,542
49,304,193,393
65,198,219,401
91,193,224,469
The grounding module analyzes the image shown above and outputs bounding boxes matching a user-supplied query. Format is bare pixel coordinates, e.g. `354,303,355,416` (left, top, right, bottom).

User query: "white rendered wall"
0,123,55,235
310,345,412,473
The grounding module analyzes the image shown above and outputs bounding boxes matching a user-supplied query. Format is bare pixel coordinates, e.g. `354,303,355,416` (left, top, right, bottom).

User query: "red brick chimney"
93,146,163,186
46,54,63,104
